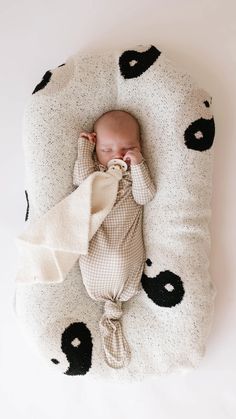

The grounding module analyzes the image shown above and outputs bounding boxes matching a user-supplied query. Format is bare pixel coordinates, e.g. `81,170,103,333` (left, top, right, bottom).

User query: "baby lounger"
14,43,216,381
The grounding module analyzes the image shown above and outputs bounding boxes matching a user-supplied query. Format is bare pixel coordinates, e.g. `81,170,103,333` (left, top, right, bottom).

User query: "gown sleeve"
73,136,96,187
130,159,156,205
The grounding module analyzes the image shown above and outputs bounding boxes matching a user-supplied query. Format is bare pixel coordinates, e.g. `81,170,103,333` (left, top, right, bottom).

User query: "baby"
73,110,156,369
85,110,144,167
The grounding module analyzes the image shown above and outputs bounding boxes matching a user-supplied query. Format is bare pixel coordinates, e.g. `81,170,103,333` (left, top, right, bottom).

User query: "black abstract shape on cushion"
32,70,52,94
146,258,152,267
141,269,185,307
184,117,215,151
119,45,161,79
32,64,66,94
24,190,29,221
51,322,93,376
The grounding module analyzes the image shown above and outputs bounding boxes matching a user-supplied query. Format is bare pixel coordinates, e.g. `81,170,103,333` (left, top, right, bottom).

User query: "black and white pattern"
14,44,216,381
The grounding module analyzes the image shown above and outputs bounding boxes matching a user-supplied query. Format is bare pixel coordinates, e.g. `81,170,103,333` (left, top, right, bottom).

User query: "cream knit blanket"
15,166,122,283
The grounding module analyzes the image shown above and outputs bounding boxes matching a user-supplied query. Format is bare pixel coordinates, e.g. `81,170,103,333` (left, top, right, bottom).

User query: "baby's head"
93,110,141,167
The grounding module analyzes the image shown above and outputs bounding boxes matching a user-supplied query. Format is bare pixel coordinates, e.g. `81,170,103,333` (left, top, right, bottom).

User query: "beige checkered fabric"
73,137,156,368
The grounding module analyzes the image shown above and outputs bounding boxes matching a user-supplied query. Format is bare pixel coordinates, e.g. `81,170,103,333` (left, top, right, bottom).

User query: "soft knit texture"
15,134,156,369
13,44,216,381
15,155,123,283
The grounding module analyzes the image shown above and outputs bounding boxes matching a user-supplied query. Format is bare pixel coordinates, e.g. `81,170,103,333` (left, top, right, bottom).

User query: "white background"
0,0,235,418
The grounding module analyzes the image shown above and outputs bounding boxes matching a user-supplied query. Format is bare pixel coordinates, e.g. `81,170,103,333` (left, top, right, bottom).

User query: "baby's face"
95,123,141,167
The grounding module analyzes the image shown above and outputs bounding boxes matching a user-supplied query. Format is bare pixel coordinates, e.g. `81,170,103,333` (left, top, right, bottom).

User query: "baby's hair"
93,109,141,141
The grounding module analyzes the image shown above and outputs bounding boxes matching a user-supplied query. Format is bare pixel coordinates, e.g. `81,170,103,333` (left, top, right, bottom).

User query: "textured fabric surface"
73,137,156,368
14,148,123,283
14,44,216,381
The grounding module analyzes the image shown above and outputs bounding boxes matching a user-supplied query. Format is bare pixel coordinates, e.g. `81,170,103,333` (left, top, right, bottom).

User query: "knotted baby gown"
73,137,156,368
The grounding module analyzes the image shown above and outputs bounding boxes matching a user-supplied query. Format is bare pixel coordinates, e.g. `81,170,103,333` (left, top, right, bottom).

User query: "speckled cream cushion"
14,44,216,381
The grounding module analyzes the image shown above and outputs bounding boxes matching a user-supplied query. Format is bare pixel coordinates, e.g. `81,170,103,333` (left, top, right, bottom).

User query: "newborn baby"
73,110,156,369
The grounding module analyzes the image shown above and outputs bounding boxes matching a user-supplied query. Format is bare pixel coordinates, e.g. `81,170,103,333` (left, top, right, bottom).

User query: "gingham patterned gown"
73,137,156,369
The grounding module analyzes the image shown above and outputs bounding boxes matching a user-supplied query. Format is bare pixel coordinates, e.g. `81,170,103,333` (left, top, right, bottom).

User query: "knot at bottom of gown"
99,299,131,369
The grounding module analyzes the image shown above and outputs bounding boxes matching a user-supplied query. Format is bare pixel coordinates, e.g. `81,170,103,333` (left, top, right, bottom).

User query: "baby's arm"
131,159,156,205
73,135,96,187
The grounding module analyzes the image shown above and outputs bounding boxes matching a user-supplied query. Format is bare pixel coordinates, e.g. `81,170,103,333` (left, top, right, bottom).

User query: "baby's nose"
114,152,125,159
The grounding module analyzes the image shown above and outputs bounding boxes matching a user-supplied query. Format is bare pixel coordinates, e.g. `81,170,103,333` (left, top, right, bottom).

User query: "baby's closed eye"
101,147,134,152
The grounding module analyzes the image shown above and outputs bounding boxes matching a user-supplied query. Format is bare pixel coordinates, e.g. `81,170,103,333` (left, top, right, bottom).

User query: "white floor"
0,1,235,418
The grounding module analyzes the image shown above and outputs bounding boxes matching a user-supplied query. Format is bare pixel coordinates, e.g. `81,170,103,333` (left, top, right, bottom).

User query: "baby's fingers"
80,132,96,144
80,132,90,139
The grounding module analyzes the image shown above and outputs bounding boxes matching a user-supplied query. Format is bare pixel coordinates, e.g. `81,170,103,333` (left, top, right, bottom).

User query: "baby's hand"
124,147,143,166
79,131,97,145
